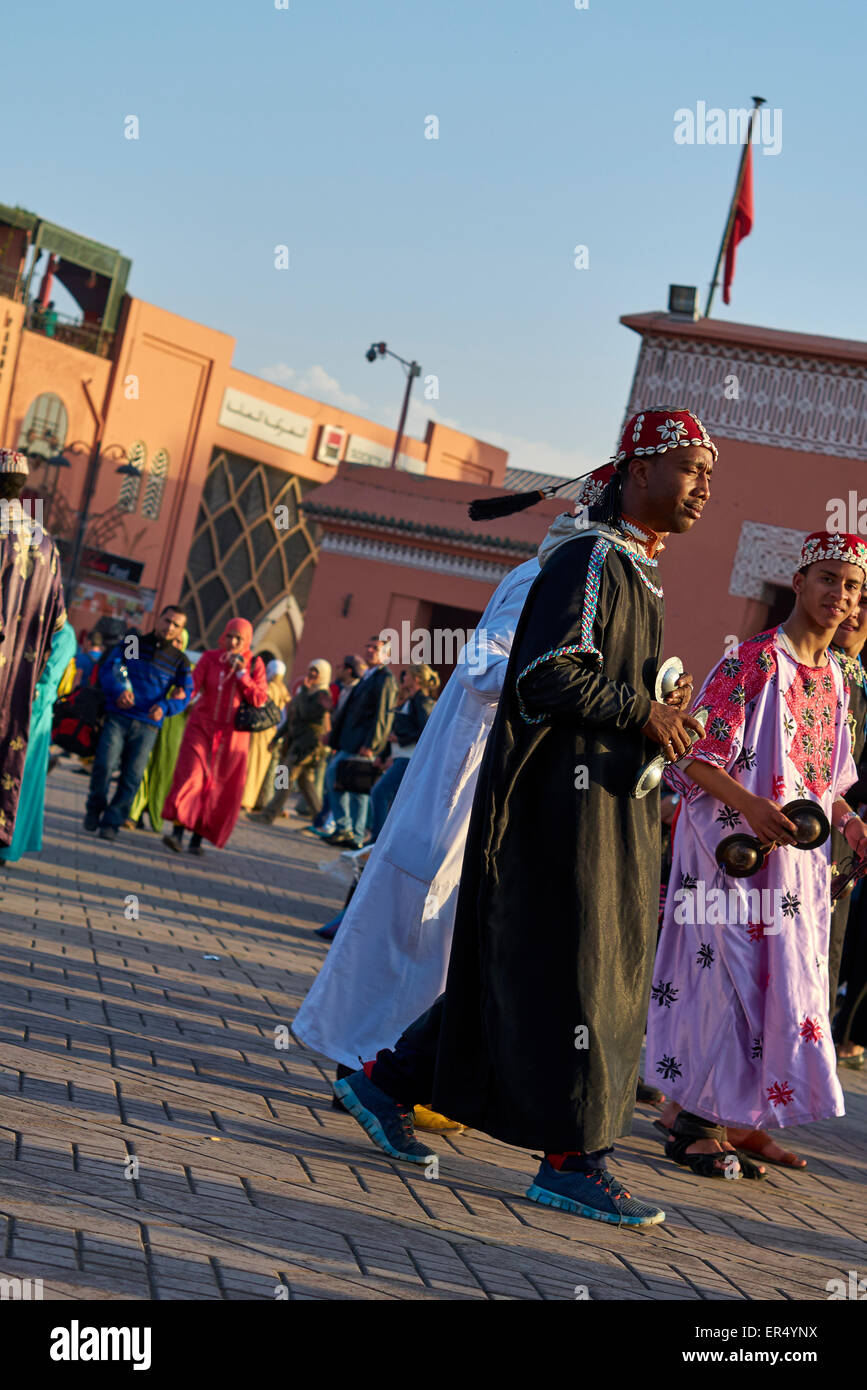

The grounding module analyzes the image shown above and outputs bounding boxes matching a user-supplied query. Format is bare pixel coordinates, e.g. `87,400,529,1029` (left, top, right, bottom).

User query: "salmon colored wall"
3,326,113,517
0,300,27,446
425,422,508,485
292,549,504,678
658,433,859,683
96,298,235,615
1,287,512,641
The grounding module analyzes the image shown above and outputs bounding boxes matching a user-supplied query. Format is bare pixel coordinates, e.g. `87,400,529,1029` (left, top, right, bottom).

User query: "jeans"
368,757,410,842
266,753,325,819
325,750,370,843
311,754,337,831
86,713,159,829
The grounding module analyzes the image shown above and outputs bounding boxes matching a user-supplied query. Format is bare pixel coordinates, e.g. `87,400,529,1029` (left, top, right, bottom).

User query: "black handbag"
334,755,382,794
235,697,282,732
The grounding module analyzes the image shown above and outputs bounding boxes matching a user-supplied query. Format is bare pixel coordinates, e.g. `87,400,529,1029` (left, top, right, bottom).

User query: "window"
118,439,145,512
16,392,68,460
141,448,169,520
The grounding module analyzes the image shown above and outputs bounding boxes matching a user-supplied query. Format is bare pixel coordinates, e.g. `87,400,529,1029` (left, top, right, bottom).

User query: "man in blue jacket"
84,605,193,840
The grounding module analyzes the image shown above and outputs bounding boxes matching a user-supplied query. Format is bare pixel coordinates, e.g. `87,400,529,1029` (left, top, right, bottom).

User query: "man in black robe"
333,407,716,1227
830,587,867,1061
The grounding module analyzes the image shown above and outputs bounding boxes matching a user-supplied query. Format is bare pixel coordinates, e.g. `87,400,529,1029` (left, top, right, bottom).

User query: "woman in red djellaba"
162,618,267,854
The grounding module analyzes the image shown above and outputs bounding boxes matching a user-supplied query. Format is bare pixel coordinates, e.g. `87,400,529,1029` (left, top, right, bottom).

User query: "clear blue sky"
8,0,865,477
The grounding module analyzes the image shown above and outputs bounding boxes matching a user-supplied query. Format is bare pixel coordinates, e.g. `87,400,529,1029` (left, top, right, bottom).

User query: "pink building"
2,194,863,685
299,312,866,687
618,310,866,678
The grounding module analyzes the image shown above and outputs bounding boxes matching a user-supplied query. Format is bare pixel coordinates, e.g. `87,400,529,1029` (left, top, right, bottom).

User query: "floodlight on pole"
365,341,422,469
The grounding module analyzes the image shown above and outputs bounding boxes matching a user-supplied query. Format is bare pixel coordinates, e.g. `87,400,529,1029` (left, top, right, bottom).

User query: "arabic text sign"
219,388,313,455
345,434,425,474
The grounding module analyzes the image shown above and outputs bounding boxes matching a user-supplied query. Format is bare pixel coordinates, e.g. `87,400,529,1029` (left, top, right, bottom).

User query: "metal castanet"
715,799,831,878
831,854,867,903
631,703,709,800
714,833,769,878
654,656,684,703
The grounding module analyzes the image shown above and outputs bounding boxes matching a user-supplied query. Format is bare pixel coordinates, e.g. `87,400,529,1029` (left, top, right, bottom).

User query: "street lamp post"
40,449,72,529
63,440,135,603
365,342,422,469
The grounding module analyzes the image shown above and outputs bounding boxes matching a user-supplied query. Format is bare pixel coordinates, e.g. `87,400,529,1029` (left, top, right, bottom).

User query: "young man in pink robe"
649,531,867,1177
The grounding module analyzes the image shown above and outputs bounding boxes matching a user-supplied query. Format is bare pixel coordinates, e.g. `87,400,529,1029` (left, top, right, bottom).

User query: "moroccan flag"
722,141,754,305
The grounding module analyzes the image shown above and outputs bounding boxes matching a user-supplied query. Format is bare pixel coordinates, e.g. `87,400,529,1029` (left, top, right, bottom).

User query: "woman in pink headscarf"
162,618,268,854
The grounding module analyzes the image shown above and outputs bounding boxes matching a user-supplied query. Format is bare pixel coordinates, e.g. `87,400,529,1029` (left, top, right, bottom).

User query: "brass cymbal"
715,833,768,878
780,799,831,850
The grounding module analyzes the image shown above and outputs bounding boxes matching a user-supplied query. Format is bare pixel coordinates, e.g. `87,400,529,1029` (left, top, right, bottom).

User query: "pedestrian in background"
0,616,76,863
72,629,104,689
84,606,192,841
162,618,267,854
242,658,291,810
251,659,332,824
321,636,396,849
126,628,193,831
368,664,440,843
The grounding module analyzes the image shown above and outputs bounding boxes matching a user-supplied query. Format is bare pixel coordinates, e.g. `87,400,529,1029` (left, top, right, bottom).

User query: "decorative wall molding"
626,335,867,460
141,447,169,521
319,531,514,584
729,520,807,601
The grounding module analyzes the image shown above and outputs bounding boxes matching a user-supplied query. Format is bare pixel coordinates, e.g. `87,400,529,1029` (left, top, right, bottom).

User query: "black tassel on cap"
467,472,592,522
467,489,547,521
468,463,625,524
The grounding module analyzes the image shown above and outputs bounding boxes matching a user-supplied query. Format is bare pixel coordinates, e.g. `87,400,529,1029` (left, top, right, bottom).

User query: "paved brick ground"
0,764,864,1300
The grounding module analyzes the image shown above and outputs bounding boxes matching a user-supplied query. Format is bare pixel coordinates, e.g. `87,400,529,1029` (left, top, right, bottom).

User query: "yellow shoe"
412,1105,466,1133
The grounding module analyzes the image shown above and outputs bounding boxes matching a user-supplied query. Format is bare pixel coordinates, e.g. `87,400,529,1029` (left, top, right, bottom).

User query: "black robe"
828,649,867,1009
431,528,664,1152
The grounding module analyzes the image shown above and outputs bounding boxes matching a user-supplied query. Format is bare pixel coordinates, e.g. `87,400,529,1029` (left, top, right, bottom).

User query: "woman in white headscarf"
242,657,290,810
250,658,333,823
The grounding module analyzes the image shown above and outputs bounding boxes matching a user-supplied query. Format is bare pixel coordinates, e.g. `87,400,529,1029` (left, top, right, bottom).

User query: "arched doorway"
252,593,305,671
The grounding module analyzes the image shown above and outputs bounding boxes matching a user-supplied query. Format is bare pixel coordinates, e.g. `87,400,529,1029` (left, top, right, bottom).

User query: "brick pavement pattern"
0,766,865,1300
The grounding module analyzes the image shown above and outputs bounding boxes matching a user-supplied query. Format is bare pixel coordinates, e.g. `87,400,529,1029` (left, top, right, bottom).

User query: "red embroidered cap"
0,447,28,475
613,406,718,465
575,463,616,508
799,531,867,580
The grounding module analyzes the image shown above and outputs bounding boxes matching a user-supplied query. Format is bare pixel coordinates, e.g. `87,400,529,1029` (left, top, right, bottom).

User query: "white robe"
291,515,587,1067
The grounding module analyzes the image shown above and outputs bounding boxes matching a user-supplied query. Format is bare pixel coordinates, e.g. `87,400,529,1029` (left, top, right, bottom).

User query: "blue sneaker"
315,911,344,941
526,1159,665,1227
332,1071,435,1165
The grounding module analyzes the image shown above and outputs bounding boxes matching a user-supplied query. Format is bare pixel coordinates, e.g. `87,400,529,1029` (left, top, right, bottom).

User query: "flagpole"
703,97,765,319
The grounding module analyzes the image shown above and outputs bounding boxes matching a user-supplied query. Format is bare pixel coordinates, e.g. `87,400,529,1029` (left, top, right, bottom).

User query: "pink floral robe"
646,627,855,1129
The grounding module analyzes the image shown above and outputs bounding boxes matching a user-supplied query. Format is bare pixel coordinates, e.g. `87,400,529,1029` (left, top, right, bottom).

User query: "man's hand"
741,794,799,848
843,815,867,860
358,746,373,758
664,672,694,712
116,690,135,710
149,705,164,723
641,702,706,761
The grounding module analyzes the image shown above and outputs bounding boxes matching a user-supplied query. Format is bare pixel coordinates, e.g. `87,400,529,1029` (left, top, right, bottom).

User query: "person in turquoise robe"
1,620,77,863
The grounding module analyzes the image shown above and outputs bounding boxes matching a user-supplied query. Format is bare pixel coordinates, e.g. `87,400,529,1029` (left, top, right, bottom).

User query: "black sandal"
663,1111,765,1180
